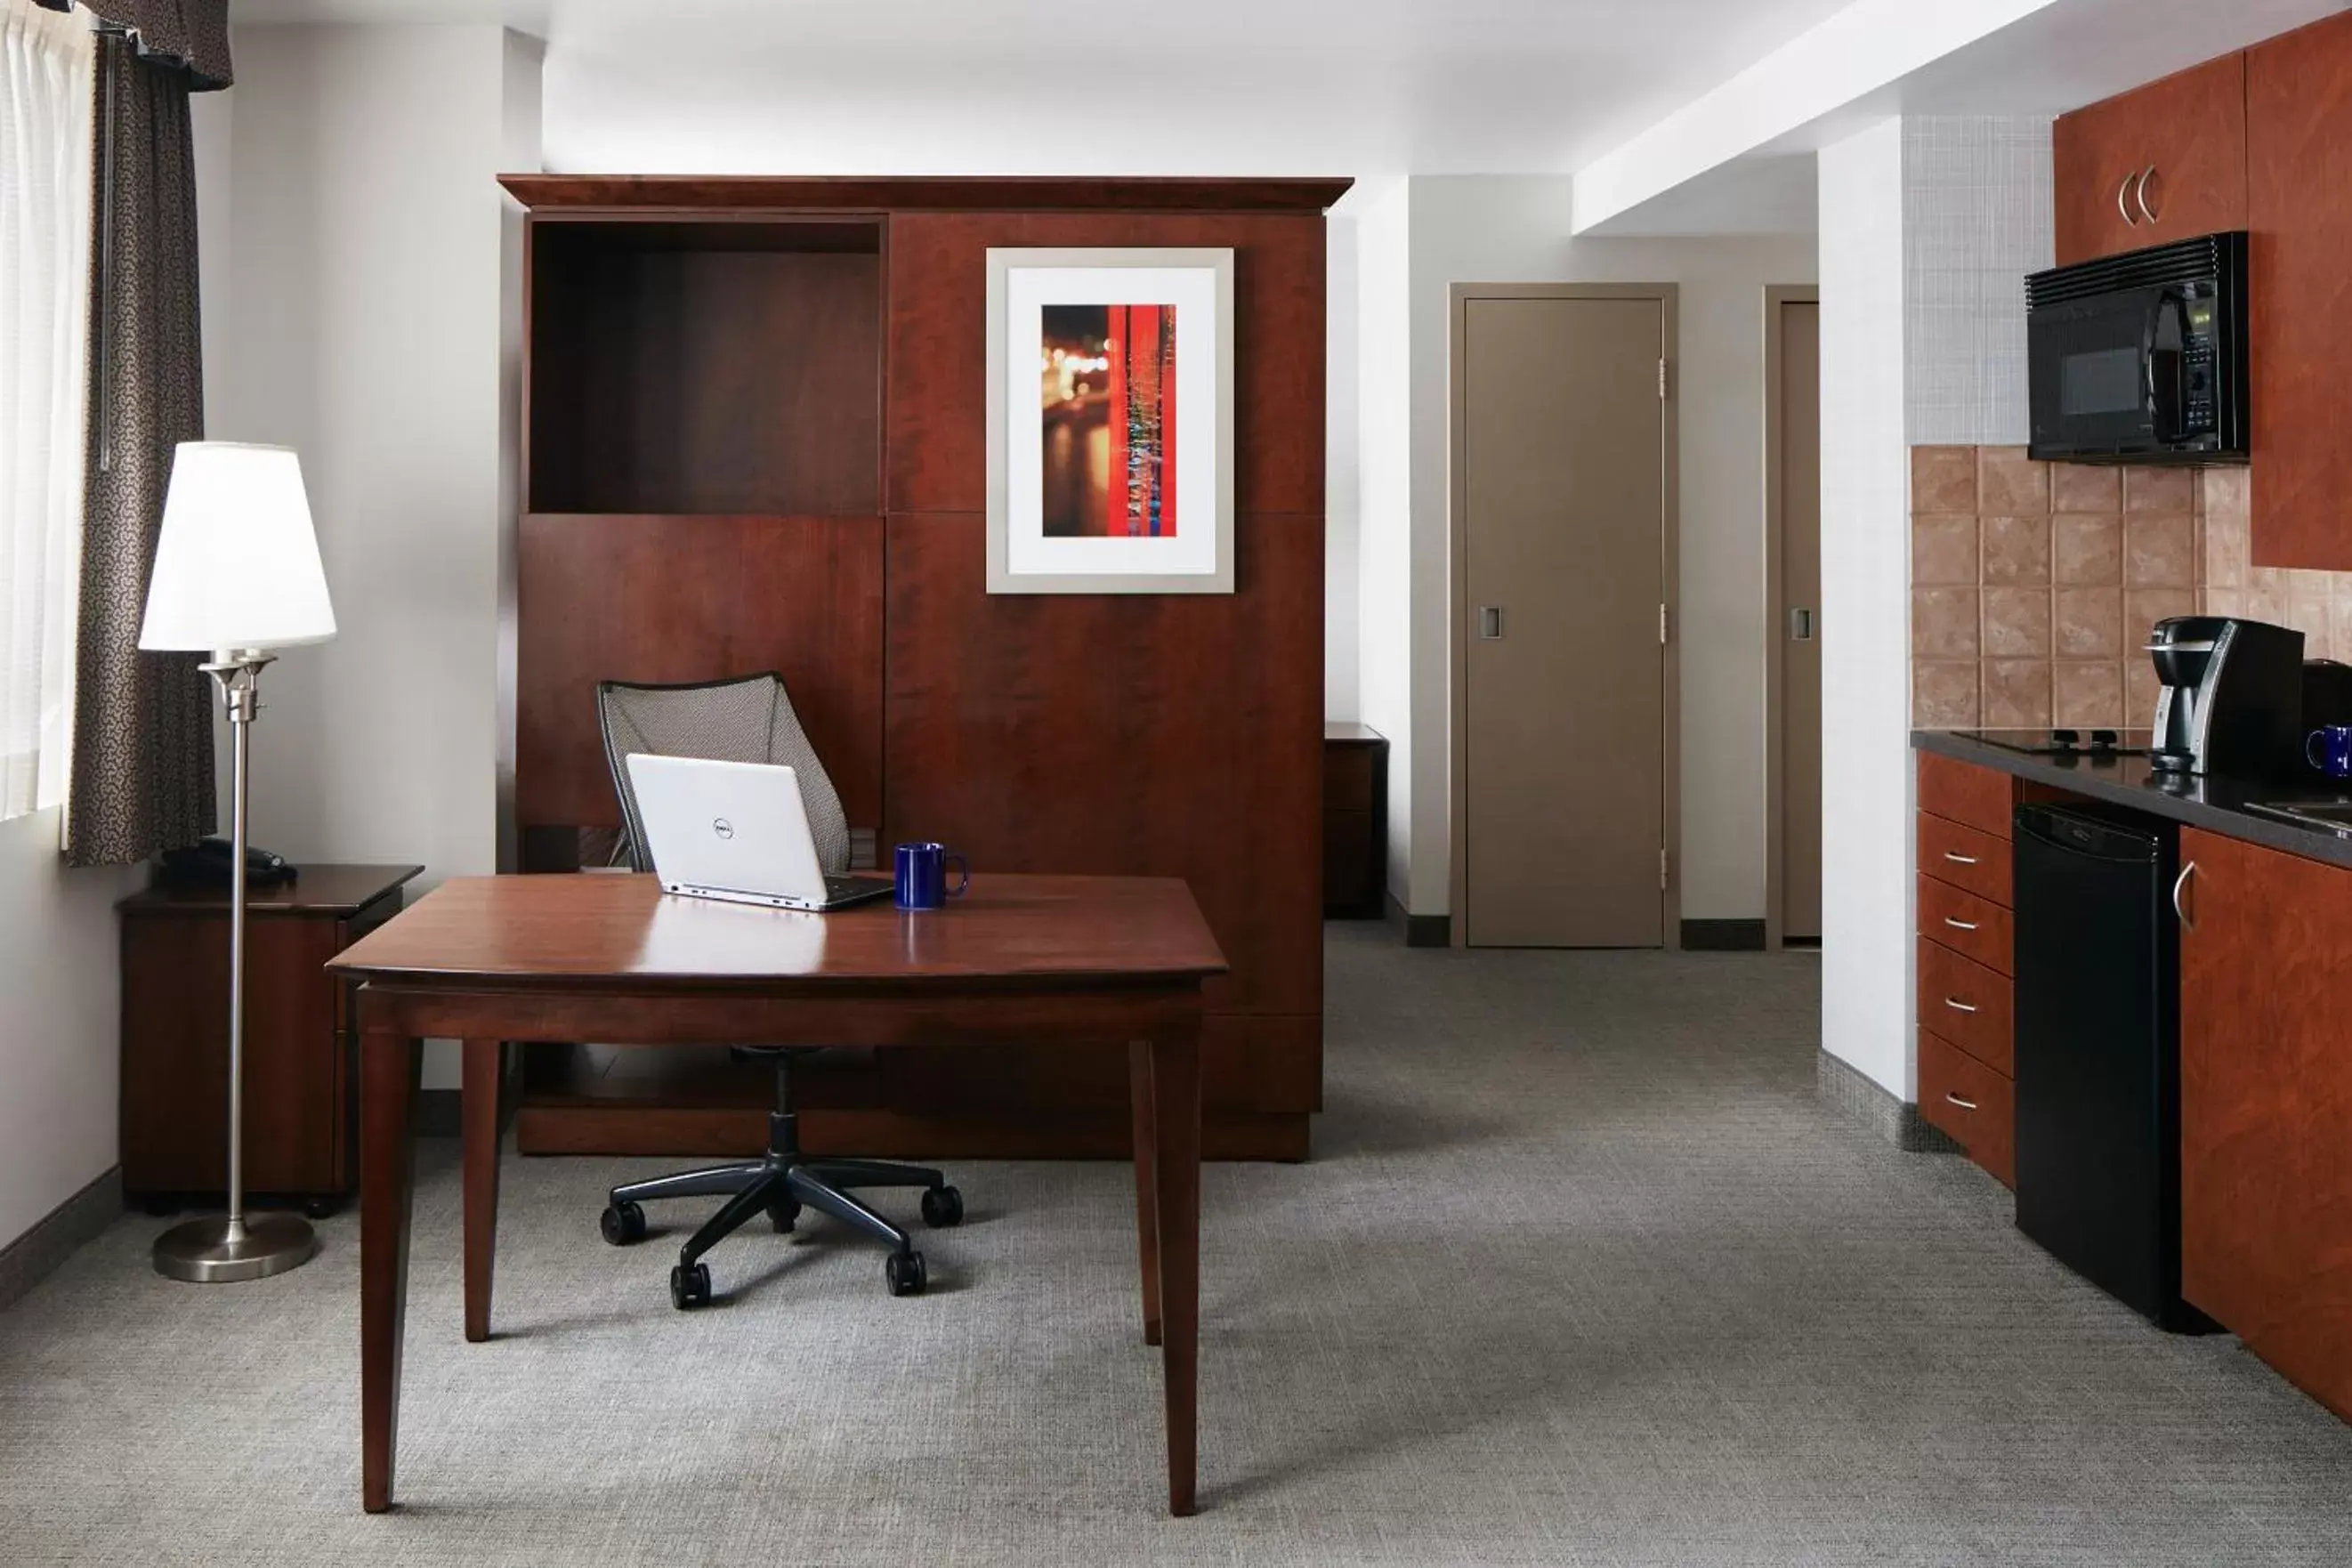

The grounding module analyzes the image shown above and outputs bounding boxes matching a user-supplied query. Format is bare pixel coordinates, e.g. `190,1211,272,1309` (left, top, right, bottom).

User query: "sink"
2245,798,2352,835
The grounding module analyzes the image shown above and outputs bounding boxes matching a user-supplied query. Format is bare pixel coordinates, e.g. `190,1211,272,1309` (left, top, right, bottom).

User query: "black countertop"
1913,729,2352,872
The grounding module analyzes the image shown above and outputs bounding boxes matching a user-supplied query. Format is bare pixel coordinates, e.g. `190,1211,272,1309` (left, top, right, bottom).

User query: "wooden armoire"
500,176,1348,1161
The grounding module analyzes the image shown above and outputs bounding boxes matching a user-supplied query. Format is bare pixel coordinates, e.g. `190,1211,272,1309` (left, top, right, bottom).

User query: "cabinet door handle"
2118,171,2140,227
1943,996,1978,1014
1942,851,1978,866
2172,860,2196,932
1477,605,1504,641
1944,1091,1979,1111
1943,917,1978,932
2135,164,2158,224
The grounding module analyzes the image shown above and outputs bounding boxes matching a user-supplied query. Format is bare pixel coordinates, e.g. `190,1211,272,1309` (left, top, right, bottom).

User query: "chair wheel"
768,1196,801,1233
601,1200,647,1246
302,1195,343,1221
920,1185,964,1228
670,1261,712,1310
885,1249,927,1297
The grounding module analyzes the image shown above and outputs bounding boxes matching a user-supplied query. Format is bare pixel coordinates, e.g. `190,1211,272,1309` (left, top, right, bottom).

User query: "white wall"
1816,121,1914,1097
206,22,539,1087
0,812,140,1248
1811,116,2051,1100
1902,117,2054,444
1354,182,1416,901
1325,215,1362,723
1395,176,1816,919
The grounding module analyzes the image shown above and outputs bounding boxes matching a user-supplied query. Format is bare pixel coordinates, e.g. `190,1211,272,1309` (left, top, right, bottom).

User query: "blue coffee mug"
2309,725,2352,780
894,842,970,910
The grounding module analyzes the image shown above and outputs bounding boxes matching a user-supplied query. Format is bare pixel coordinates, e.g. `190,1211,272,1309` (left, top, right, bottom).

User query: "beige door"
1780,299,1823,942
1462,295,1668,948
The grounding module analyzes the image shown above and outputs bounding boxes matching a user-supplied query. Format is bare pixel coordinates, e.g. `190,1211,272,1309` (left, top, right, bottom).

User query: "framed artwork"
986,247,1234,594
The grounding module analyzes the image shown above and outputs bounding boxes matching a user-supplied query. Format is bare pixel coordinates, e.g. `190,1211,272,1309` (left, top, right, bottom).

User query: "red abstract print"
1039,303,1178,537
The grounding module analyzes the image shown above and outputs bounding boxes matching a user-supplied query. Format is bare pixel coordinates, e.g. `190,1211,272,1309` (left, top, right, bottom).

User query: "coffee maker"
2147,616,2305,777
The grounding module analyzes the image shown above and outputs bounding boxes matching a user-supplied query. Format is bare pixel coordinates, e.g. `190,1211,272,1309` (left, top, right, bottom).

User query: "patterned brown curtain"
63,30,212,866
32,1,230,89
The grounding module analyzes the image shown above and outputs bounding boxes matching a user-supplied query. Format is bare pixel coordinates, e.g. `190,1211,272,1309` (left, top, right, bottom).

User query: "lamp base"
152,1212,319,1283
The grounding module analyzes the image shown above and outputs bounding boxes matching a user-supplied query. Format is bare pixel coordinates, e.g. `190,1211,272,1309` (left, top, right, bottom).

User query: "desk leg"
1149,1024,1201,1517
1128,1040,1162,1347
360,1026,420,1514
462,1039,502,1344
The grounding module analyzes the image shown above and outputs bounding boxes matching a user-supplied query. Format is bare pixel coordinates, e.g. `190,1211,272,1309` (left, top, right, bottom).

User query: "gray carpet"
4,927,2349,1566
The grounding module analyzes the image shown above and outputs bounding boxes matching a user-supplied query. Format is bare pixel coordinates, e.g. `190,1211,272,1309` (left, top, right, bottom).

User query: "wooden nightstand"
1323,723,1388,919
119,864,422,1214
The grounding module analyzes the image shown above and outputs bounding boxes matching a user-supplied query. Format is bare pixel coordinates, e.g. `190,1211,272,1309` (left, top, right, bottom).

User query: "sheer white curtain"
0,0,94,821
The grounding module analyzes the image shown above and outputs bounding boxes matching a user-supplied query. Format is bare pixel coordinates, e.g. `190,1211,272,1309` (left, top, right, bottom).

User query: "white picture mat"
985,247,1234,595
1003,265,1221,577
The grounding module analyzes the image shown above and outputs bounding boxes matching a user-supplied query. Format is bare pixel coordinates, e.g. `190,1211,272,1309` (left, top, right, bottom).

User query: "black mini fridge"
2011,802,2210,1332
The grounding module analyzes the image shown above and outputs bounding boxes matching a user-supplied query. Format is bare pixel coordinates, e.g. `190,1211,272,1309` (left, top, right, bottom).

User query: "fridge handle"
2172,861,2196,932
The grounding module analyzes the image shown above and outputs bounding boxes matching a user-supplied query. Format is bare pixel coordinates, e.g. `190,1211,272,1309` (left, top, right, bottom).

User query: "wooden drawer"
1918,752,2013,838
1323,743,1375,811
1918,812,2012,907
1920,1029,2016,1187
1916,874,2012,976
1916,936,2013,1076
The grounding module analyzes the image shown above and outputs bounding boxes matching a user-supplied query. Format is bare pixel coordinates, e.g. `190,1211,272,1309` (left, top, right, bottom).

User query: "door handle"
2135,164,2158,224
1944,1091,1979,1111
1477,605,1504,640
2117,171,2140,227
2172,860,2196,932
1788,607,1815,642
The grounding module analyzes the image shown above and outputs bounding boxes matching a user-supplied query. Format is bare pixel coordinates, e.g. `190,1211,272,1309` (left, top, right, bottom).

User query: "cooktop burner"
1951,727,2154,757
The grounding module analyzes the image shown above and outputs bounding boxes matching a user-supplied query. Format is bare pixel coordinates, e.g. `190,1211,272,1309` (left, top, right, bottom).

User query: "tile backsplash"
1910,447,2352,730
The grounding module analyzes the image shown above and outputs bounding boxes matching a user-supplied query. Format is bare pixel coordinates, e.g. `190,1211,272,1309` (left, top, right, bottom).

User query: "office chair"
594,674,964,1308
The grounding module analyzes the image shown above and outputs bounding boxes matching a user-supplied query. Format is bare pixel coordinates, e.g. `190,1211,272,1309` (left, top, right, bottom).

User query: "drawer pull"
1944,1091,1980,1111
1942,851,1978,866
1943,996,1978,1014
1942,917,1978,932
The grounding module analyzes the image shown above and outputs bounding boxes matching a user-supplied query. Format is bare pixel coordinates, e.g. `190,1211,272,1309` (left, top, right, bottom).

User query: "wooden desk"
327,873,1228,1516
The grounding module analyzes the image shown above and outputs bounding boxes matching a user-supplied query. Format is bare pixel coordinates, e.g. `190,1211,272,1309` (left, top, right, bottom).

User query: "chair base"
602,1104,960,1305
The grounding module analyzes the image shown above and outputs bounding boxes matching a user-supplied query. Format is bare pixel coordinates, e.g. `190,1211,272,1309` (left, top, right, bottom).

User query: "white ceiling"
232,0,1863,177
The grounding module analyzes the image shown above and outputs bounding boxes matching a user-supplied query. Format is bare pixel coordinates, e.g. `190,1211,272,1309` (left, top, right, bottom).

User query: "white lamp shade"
137,442,337,652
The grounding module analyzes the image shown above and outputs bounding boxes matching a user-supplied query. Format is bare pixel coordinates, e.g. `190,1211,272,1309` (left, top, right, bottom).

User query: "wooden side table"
120,863,422,1214
1322,723,1388,919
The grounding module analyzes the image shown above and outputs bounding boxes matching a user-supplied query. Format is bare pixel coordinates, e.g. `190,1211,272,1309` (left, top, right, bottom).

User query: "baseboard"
0,1166,123,1312
1386,892,1451,948
1680,918,1766,951
1815,1049,1961,1153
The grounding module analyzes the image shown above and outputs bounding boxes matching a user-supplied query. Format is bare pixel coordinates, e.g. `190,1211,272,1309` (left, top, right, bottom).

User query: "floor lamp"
138,442,338,1283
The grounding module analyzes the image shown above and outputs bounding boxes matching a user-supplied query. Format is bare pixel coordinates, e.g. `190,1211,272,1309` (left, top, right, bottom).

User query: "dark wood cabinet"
504,177,1346,1160
119,865,419,1204
1913,752,2019,1187
1322,723,1387,918
2246,10,2352,569
2178,827,2352,1421
2053,53,2246,267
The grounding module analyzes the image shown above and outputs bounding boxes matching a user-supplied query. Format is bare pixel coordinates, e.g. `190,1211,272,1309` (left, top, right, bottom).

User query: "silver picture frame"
985,247,1236,594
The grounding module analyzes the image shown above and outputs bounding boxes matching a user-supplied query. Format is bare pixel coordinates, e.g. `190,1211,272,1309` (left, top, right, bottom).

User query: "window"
0,0,94,820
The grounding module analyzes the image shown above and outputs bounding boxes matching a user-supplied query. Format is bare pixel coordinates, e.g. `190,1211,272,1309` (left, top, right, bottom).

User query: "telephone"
159,836,297,888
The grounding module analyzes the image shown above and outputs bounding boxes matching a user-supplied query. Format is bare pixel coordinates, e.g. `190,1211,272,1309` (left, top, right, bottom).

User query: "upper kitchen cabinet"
2053,53,2246,267
2246,10,2352,570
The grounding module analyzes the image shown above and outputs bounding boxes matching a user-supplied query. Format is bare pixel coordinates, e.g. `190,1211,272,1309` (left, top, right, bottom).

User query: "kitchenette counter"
1913,729,2352,872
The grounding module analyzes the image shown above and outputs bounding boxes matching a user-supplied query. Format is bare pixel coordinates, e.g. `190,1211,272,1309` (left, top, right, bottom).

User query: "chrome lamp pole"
136,442,338,1285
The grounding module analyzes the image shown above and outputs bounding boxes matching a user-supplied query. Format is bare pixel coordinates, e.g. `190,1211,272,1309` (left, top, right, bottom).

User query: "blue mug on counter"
2309,725,2352,780
894,842,970,910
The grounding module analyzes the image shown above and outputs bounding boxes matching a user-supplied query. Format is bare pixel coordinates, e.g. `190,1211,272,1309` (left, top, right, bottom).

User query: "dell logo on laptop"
711,817,734,840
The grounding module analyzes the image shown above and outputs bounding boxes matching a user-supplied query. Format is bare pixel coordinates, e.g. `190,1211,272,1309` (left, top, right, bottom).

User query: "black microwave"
2025,230,2247,464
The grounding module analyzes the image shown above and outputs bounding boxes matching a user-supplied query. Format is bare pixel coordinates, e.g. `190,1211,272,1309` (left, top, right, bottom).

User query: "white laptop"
624,754,893,912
